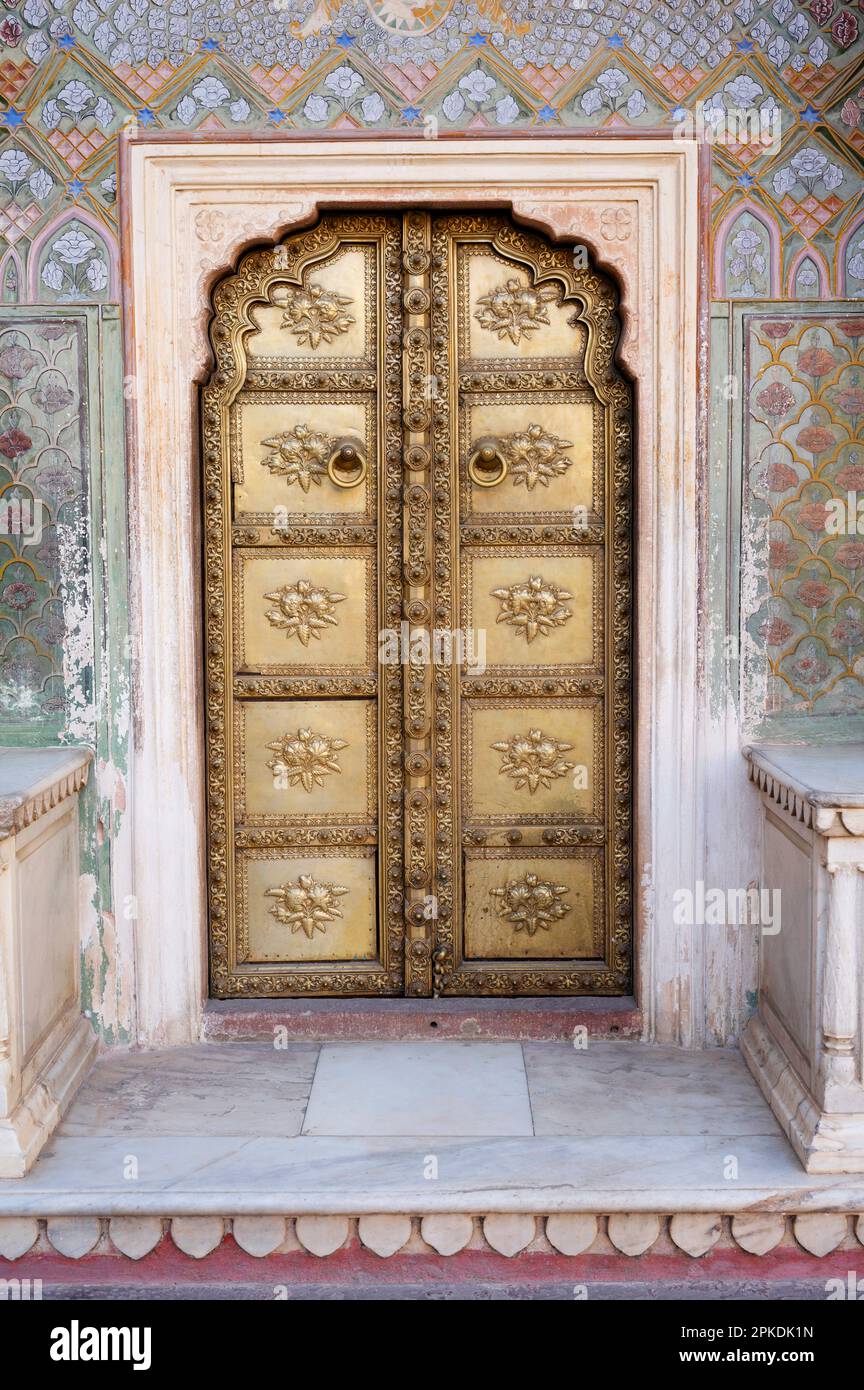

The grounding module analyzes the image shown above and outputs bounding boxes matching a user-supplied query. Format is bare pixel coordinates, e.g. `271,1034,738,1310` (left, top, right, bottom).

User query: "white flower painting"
300,65,390,126
39,223,111,302
439,66,523,125
579,67,649,121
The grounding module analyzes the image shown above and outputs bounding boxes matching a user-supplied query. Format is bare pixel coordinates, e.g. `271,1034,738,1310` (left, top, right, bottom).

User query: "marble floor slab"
524,1042,783,1137
1,1134,861,1215
3,1038,861,1215
60,1042,320,1138
301,1041,534,1136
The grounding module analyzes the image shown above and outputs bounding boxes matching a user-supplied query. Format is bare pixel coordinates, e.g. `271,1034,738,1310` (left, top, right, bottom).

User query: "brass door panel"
232,393,375,524
463,699,602,824
232,549,376,674
462,848,602,961
426,213,632,996
203,209,632,998
238,847,378,964
462,548,600,671
203,213,404,997
234,699,377,825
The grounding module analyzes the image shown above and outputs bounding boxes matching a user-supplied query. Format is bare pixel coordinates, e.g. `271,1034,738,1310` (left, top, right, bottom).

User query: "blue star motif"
538,104,558,124
58,34,76,49
737,172,755,188
737,39,754,51
66,179,85,198
137,107,157,127
607,34,624,49
1,109,25,127
200,38,221,52
468,33,487,46
800,104,822,125
401,106,422,124
336,33,355,47
268,108,285,125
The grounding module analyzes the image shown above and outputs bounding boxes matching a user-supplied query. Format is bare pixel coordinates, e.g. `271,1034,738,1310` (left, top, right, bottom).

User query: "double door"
203,210,632,997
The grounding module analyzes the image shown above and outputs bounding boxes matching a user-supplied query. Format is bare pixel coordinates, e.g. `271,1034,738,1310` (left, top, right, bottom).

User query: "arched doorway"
202,209,632,998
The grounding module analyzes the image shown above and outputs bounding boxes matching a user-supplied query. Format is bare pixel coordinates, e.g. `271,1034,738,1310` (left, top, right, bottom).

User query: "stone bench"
0,746,97,1176
742,743,864,1173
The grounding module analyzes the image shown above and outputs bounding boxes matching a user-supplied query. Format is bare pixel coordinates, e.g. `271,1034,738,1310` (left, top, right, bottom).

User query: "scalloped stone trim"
2,1212,863,1262
0,757,91,841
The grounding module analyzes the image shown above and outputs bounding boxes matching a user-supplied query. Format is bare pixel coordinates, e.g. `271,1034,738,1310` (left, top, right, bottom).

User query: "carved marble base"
0,747,97,1177
743,744,864,1174
0,1016,97,1179
742,1012,864,1174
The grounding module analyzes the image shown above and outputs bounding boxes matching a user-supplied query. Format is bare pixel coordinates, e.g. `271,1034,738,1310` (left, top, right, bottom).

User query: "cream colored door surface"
203,211,632,998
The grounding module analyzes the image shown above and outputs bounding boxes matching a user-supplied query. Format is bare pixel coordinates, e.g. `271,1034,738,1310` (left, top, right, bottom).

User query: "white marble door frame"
120,133,702,1044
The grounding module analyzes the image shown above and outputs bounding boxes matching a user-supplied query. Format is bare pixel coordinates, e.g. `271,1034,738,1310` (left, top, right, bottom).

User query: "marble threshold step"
1,1040,862,1227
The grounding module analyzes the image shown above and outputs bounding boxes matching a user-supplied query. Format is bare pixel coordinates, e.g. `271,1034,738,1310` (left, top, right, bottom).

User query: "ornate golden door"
203,211,632,998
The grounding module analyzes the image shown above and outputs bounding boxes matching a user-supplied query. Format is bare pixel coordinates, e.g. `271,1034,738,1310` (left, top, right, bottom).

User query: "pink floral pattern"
0,322,85,723
745,311,864,718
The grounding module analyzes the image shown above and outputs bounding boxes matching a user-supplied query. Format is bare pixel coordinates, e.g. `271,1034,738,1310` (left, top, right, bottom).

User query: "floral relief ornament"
266,727,348,792
494,424,574,491
492,575,573,643
266,875,349,938
474,277,559,346
264,579,346,645
491,728,575,794
260,423,335,492
278,281,355,349
490,873,572,936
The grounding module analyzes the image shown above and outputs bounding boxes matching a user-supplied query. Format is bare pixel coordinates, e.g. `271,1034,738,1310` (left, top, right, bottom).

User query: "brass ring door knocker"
327,436,367,488
468,437,508,488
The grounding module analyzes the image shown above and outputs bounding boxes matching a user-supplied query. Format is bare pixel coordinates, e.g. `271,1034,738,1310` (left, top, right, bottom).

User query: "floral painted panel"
0,1,861,303
0,315,89,725
743,307,864,721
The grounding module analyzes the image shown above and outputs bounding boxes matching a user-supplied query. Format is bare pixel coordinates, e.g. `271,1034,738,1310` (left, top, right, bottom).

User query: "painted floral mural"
0,318,88,722
744,309,864,719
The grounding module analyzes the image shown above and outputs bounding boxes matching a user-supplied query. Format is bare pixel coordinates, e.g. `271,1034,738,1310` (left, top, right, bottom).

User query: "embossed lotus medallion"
279,281,355,349
266,727,348,792
260,423,334,492
264,579,346,646
496,423,574,490
474,277,558,345
266,875,349,938
491,728,575,793
490,873,571,936
491,575,573,643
